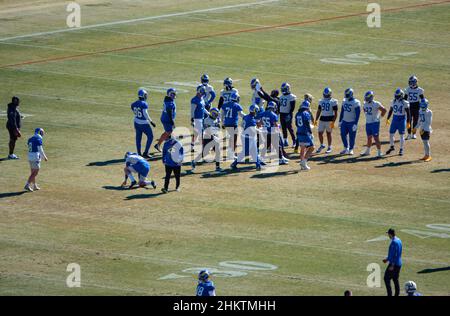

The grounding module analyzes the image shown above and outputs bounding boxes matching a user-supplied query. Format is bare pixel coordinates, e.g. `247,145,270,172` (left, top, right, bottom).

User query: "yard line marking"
0,0,280,42
1,0,449,69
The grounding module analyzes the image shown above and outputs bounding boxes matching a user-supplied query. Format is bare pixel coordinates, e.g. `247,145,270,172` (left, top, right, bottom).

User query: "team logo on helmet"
281,82,291,95
304,93,313,103
224,77,233,89
323,87,332,98
167,88,177,99
267,101,276,111
230,91,240,102
250,78,260,89
138,88,148,100
345,88,354,99
394,88,404,99
196,85,206,96
201,74,210,84
420,98,429,109
210,107,219,119
35,128,45,136
408,75,418,88
198,269,210,282
301,100,310,109
249,104,259,113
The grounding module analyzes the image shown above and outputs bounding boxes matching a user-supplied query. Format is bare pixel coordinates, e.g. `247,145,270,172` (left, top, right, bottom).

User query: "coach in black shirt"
6,96,22,159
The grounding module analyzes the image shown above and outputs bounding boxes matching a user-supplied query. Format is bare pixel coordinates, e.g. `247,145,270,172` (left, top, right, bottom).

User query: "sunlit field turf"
0,0,449,296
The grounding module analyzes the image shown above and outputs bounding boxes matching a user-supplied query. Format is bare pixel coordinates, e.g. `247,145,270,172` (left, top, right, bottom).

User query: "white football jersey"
416,108,433,132
405,87,424,104
220,88,239,104
203,116,220,138
364,100,382,124
318,98,338,118
202,83,215,103
251,90,265,108
279,93,297,114
391,99,410,117
341,98,361,122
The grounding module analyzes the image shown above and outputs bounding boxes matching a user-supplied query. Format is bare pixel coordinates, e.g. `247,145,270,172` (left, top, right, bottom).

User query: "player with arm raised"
338,88,361,155
218,77,238,110
405,75,425,140
361,91,387,157
131,89,156,158
315,87,338,154
415,99,433,162
200,74,216,111
386,88,411,156
154,88,177,152
279,82,297,148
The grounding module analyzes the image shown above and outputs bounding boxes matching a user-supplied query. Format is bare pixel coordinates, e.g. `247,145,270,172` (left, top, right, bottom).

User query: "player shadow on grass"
125,192,165,200
417,266,450,274
0,191,26,199
87,155,161,167
251,170,299,179
102,185,128,191
431,168,450,173
200,165,257,178
375,160,421,168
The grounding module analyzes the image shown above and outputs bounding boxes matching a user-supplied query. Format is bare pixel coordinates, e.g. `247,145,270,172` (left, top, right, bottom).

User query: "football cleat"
281,82,291,95
24,184,33,192
348,150,354,155
150,181,157,189
279,158,289,165
424,156,432,162
377,151,383,158
340,148,350,155
8,154,19,160
326,147,333,154
161,188,168,194
138,88,148,101
316,144,326,154
33,183,40,191
399,148,404,156
360,148,370,156
386,146,395,155
154,144,161,152
129,181,137,189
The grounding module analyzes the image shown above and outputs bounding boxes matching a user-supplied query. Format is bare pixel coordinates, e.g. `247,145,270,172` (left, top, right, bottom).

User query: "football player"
386,88,411,156
404,75,425,140
338,88,361,155
231,104,261,171
24,128,48,192
154,88,177,152
190,85,209,170
404,281,422,296
361,91,387,157
196,270,216,297
315,87,338,154
221,91,245,159
296,101,315,171
122,152,156,189
203,107,222,172
278,82,297,148
250,78,271,110
131,88,156,158
415,99,433,162
217,77,239,110
200,74,216,110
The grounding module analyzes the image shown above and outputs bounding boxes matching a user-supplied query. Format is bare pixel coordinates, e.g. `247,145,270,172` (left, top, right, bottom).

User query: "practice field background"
0,0,449,296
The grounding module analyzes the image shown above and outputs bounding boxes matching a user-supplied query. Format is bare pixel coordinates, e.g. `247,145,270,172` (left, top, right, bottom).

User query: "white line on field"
0,0,280,42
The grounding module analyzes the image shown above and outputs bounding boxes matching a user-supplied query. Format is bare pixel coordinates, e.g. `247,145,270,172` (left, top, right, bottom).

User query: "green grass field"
1,0,449,296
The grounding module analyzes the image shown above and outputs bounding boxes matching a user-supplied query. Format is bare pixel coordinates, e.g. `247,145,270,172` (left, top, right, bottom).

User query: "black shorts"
7,127,18,141
420,131,430,140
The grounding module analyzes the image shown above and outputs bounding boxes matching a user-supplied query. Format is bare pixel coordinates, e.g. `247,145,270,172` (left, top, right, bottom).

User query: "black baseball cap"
386,228,396,235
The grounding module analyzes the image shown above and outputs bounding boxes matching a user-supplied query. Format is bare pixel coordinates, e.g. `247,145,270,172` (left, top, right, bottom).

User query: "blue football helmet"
210,107,219,119
266,101,276,111
138,88,148,101
409,75,418,88
420,98,429,109
345,88,354,99
323,87,332,98
395,88,404,99
230,91,240,102
224,77,233,89
281,82,291,95
196,85,206,96
249,104,259,113
35,128,45,136
250,78,260,89
201,74,210,84
167,88,177,99
124,151,134,159
301,100,310,109
198,269,210,282
364,90,374,102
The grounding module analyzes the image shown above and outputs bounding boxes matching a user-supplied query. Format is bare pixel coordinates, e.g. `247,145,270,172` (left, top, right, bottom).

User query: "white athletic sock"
389,134,395,147
400,135,405,150
423,140,430,156
128,174,136,182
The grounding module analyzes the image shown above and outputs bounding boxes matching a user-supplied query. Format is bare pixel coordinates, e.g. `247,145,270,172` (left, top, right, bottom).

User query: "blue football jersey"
161,97,176,123
191,96,207,119
221,102,243,127
28,135,43,153
259,110,278,132
295,110,312,135
196,281,215,297
131,100,149,123
242,114,257,130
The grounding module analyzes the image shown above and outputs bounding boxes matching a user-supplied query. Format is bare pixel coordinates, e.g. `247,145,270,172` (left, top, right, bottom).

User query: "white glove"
352,124,357,132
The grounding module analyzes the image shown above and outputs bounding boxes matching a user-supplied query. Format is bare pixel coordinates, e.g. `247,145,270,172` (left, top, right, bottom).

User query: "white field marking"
426,224,450,232
3,272,150,295
219,260,278,271
0,0,280,42
182,267,248,278
366,235,390,242
0,237,375,291
401,229,450,239
0,110,33,118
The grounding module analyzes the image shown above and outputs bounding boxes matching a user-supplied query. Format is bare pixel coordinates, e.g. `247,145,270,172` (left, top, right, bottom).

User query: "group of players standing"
126,73,433,190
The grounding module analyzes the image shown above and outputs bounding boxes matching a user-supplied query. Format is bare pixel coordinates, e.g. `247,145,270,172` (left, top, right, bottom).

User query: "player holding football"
415,99,433,162
122,152,156,189
154,88,177,152
404,75,425,140
361,91,387,157
196,270,216,297
314,87,338,154
131,89,156,158
278,82,297,148
338,88,361,155
24,128,48,192
200,74,216,110
296,101,315,171
386,88,411,156
218,77,238,110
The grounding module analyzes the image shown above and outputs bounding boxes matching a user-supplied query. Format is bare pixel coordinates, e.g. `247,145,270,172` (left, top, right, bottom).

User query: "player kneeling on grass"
122,152,156,189
415,99,433,162
296,101,315,171
196,270,216,297
386,88,411,156
404,281,422,296
361,91,387,157
25,128,48,192
162,135,184,193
